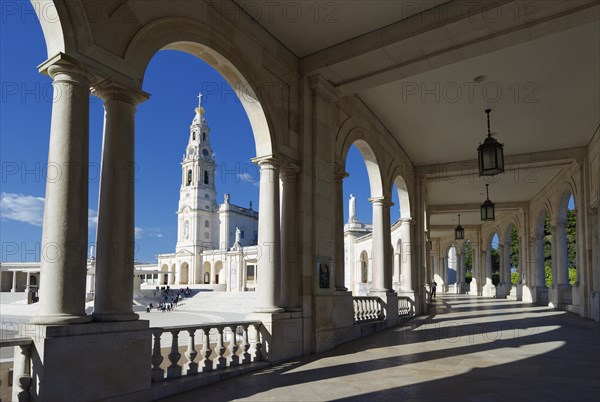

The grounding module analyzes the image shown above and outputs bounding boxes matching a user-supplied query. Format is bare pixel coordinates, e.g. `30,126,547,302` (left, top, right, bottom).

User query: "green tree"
510,225,520,285
544,214,552,286
464,240,473,284
567,209,577,284
491,247,500,285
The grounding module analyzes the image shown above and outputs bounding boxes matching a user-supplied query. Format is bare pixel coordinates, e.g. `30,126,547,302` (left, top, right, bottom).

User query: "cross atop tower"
197,92,203,107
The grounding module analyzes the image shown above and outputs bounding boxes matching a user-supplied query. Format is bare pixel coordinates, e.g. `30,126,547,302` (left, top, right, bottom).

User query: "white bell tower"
176,93,218,253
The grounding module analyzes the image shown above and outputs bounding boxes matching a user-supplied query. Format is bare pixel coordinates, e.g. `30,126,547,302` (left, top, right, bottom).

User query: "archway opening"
544,213,553,287
447,244,457,286
491,233,500,286
509,224,520,286
342,142,383,295
180,262,189,285
464,240,473,285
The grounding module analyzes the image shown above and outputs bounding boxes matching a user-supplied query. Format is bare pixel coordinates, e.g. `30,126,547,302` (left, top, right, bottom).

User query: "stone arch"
170,263,176,285
123,18,278,158
392,175,412,219
215,261,224,284
180,262,189,285
202,261,211,284
446,243,458,286
160,264,169,285
337,124,385,198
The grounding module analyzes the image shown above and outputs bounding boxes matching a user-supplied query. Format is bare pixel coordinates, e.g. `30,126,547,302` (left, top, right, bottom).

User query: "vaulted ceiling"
234,0,599,235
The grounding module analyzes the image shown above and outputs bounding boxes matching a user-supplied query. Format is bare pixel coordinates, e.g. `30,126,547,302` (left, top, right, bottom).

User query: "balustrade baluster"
229,325,240,367
12,342,32,402
214,326,227,369
184,329,199,375
241,324,251,364
167,330,182,378
199,327,212,373
151,330,165,382
249,323,263,362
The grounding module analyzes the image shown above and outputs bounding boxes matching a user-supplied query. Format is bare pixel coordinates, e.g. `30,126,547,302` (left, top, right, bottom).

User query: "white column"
32,63,92,325
334,165,348,291
280,162,301,310
400,219,413,292
92,80,147,322
533,235,545,287
393,251,401,287
554,221,569,286
254,158,283,312
370,197,392,292
11,271,18,293
25,273,31,292
501,241,511,285
456,252,464,290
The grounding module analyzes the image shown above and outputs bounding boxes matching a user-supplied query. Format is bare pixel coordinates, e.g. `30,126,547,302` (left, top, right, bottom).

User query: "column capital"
400,218,414,225
39,53,95,84
369,196,393,207
92,78,149,106
333,162,349,181
251,155,280,168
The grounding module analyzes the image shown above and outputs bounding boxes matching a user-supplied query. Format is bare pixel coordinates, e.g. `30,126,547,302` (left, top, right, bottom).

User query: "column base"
92,311,140,322
246,311,303,362
22,320,151,401
30,313,92,325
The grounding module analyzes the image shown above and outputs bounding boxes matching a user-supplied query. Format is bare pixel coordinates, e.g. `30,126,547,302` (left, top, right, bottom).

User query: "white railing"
0,337,33,402
353,297,384,323
398,296,413,317
150,321,263,382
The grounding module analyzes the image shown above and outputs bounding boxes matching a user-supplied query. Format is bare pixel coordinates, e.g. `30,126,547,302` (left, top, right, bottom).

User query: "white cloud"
0,192,45,226
88,209,98,229
1,193,164,242
236,173,260,187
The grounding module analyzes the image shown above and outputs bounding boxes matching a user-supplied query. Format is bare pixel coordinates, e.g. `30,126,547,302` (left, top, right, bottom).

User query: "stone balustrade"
0,337,33,402
398,296,413,317
150,321,263,382
353,296,385,323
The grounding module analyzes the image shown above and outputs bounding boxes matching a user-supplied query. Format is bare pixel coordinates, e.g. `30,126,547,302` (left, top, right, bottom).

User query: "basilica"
2,1,599,401
155,96,260,290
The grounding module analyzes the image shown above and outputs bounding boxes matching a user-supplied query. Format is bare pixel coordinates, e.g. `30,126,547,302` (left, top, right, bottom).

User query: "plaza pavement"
162,294,600,402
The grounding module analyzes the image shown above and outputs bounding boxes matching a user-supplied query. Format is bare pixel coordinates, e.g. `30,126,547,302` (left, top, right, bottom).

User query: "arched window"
186,169,192,186
202,132,206,141
204,170,209,185
205,220,209,228
192,131,196,140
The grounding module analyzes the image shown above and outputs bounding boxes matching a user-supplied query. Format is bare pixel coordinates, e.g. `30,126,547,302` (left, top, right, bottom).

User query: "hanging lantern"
480,184,495,221
477,109,504,176
454,214,465,240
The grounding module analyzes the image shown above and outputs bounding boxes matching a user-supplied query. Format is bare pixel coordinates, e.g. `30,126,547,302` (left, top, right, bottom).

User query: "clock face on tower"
202,149,209,157
189,148,195,156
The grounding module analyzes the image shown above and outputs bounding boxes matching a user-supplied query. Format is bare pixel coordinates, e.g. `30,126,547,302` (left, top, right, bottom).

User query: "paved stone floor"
163,294,600,402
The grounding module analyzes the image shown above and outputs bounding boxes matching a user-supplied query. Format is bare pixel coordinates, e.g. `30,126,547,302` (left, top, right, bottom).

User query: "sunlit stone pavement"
163,294,600,401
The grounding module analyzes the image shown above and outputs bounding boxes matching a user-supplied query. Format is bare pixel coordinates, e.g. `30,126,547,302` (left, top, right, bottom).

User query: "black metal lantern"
480,184,495,221
477,109,504,176
454,214,465,240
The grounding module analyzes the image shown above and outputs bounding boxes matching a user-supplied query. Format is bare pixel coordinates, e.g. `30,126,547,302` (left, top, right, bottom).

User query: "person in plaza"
431,280,437,299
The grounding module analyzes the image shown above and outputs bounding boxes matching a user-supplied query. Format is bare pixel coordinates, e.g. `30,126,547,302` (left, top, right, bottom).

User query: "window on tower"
193,131,196,140
202,132,206,141
187,169,192,186
204,170,209,185
205,220,209,228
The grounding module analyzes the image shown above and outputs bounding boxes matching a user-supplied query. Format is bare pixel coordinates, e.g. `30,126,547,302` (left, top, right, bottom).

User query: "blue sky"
0,2,393,263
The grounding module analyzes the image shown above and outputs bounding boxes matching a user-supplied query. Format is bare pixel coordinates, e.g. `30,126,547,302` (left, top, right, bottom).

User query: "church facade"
156,97,259,289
